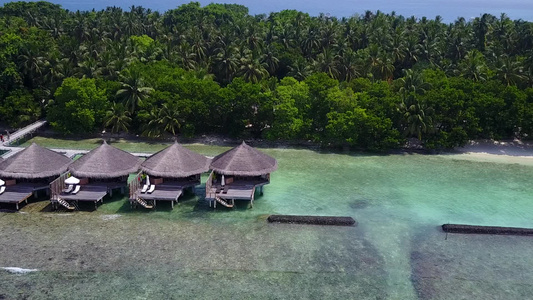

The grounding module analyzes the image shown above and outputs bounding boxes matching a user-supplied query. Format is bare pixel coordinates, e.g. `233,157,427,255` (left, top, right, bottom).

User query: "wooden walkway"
0,120,153,159
1,120,47,147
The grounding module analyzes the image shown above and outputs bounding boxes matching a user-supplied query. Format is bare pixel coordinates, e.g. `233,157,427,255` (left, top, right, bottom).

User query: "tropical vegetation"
1,1,533,150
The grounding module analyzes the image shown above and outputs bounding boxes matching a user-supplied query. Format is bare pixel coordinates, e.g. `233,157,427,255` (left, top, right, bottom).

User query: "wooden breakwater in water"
268,215,356,226
442,224,533,236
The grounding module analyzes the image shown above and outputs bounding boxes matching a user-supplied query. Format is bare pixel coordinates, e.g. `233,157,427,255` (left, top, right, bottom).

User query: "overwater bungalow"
129,142,210,209
0,143,72,210
50,141,141,210
206,141,277,208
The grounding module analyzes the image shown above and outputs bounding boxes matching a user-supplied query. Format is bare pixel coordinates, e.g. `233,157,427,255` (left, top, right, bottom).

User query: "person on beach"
0,134,3,142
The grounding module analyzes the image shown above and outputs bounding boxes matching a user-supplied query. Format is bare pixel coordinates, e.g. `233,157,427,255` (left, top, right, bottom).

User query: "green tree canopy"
47,77,109,134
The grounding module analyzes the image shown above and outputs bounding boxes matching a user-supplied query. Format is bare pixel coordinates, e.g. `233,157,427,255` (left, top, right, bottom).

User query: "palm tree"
104,103,132,133
239,55,269,83
313,48,340,79
458,49,488,82
116,69,154,113
397,69,432,96
142,104,181,137
213,45,239,83
398,95,434,140
337,49,362,81
142,109,162,137
288,58,313,81
494,55,526,86
157,103,182,136
261,45,279,76
18,47,48,88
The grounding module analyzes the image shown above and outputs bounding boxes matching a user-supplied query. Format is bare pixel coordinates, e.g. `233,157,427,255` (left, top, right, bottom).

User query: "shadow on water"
349,199,370,210
409,226,533,300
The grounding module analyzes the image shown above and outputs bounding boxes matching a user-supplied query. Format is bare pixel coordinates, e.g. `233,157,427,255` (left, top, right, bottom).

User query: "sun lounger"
63,185,73,193
141,184,149,193
71,185,81,195
223,185,229,194
147,184,155,194
215,185,222,193
0,186,5,195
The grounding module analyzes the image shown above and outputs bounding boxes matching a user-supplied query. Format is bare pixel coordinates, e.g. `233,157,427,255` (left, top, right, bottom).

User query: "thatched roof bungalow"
210,141,277,176
52,142,141,210
0,143,71,180
131,142,210,209
206,142,277,209
69,141,141,179
0,143,72,209
141,142,210,178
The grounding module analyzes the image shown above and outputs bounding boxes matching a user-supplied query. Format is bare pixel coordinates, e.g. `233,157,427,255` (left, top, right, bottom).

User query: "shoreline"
440,140,533,166
9,130,533,165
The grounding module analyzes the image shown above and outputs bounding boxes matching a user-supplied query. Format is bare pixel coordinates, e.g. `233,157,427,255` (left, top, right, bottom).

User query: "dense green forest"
1,1,533,150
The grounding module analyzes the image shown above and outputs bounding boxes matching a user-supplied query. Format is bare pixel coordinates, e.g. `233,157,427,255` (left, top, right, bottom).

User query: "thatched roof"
68,141,141,178
0,143,72,179
210,141,277,176
141,142,210,177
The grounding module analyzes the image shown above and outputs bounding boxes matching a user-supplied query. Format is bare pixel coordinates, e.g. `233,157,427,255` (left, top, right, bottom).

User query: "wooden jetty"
205,142,277,209
1,120,47,147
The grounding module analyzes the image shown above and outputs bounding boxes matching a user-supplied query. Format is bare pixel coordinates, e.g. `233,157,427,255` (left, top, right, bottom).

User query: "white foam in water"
101,214,121,221
2,267,38,274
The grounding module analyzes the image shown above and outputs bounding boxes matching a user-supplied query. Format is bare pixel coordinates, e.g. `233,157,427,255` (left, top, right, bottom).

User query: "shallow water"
1,145,532,299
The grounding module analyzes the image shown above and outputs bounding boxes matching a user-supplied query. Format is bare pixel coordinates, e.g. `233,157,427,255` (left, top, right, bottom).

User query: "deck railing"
205,171,214,199
50,172,69,201
128,171,143,199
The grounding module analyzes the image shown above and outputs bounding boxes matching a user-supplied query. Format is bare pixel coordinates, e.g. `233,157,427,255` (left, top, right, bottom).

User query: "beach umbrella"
221,174,225,186
65,176,80,185
0,179,4,186
146,175,150,186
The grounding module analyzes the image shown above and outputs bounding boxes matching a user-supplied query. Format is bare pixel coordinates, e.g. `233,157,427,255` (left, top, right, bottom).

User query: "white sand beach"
448,140,533,165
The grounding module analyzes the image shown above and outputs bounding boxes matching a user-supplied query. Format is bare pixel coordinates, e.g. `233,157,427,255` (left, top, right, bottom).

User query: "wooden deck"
206,185,255,200
205,178,269,209
0,183,49,209
60,184,109,202
206,179,269,200
132,179,199,208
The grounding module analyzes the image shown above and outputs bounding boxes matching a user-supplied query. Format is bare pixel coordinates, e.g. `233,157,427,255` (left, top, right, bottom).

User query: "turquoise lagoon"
0,145,532,299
